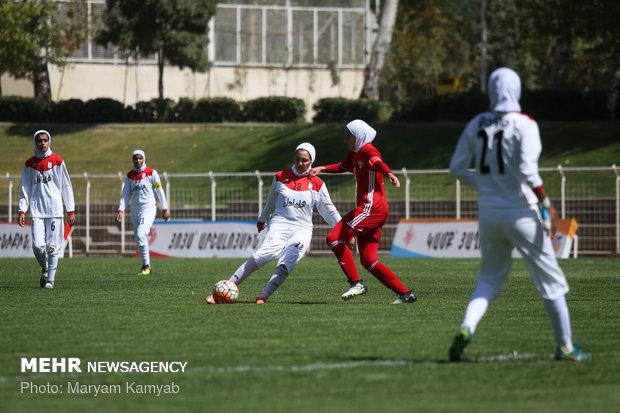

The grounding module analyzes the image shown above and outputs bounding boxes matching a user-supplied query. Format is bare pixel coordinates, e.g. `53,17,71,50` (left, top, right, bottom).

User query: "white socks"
543,295,573,348
229,256,261,286
461,296,490,334
259,266,289,300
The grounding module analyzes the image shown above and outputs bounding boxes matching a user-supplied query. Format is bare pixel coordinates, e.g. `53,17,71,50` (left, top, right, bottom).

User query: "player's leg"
257,229,311,302
326,218,360,283
134,208,156,274
511,210,587,360
229,224,286,285
357,229,415,303
31,217,48,287
450,216,512,361
43,217,64,288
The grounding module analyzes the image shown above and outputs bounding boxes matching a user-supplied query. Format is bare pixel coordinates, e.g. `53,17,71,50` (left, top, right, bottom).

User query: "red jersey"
325,143,391,230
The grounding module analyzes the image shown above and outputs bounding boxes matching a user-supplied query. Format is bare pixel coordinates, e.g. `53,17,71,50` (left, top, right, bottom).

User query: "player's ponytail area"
2,256,617,412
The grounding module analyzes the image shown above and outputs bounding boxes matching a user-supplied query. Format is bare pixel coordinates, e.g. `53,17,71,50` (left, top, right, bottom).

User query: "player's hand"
346,237,356,250
387,173,400,188
548,205,559,235
116,211,123,223
257,221,267,232
163,210,170,221
309,166,324,178
18,213,25,227
67,214,76,227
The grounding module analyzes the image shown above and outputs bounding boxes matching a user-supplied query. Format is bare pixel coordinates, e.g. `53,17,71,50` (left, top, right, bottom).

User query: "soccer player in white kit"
18,130,76,289
206,143,342,304
116,150,170,275
448,67,588,361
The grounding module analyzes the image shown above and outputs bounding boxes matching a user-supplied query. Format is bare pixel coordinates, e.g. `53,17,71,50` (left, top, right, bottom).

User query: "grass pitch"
1,256,618,413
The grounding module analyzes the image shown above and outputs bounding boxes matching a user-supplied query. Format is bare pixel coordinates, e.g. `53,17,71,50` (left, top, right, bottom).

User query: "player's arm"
310,152,354,177
152,170,170,221
59,161,76,226
257,177,278,231
117,177,132,223
449,126,479,189
532,185,558,234
18,165,31,227
316,184,342,227
368,155,400,187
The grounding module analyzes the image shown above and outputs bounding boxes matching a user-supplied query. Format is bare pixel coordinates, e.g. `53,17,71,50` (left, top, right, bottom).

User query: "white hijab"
132,149,146,172
346,119,376,152
292,142,316,176
33,129,53,159
488,67,522,113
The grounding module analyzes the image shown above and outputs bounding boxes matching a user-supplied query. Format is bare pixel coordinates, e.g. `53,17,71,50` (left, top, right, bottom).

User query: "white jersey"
449,111,543,211
118,167,168,213
259,168,341,230
19,153,75,218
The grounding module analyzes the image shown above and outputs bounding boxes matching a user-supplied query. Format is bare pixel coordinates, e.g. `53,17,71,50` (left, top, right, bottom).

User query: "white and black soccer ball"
212,280,239,304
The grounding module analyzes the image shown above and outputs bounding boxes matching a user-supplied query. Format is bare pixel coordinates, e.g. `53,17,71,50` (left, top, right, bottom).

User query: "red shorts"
343,208,386,242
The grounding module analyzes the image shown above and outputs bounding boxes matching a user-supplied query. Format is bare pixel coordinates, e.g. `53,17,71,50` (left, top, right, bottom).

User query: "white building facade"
2,0,375,119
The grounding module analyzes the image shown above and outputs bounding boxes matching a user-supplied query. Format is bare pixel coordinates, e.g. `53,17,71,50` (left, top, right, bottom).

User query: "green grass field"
1,256,618,413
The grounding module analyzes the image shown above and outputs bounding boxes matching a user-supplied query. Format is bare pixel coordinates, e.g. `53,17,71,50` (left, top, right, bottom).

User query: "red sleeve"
370,158,392,175
322,151,355,173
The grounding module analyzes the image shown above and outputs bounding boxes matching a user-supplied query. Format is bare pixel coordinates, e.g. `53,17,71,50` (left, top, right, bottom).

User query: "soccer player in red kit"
309,119,417,304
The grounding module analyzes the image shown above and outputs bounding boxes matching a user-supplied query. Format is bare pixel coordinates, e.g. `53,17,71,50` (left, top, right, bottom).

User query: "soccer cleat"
392,291,417,304
139,265,151,276
43,281,54,289
255,297,266,304
555,343,590,361
341,281,368,300
205,294,216,304
40,269,48,288
449,327,473,362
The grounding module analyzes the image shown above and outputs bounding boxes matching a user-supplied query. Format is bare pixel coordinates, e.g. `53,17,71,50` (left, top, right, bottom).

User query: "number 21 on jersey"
477,129,505,174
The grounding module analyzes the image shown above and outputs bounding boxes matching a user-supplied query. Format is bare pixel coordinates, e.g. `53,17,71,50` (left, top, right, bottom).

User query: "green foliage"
0,96,51,122
1,257,618,412
52,99,86,123
195,97,243,122
0,1,89,79
83,98,127,123
391,91,488,122
312,98,390,123
131,98,176,122
243,96,306,123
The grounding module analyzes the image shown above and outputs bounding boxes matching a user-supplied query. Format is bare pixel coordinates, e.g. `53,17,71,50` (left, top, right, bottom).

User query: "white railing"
2,166,618,256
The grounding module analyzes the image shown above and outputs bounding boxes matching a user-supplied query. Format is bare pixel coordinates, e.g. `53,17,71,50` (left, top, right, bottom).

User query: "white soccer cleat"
44,281,54,289
341,281,368,300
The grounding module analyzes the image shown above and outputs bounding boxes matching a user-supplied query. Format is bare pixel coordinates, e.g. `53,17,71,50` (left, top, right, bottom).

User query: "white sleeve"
518,119,543,188
18,165,32,214
258,178,278,222
316,184,341,227
449,122,479,190
118,177,132,212
151,170,168,211
59,161,75,213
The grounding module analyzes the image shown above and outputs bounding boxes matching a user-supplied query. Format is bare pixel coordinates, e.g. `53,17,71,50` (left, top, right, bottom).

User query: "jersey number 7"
477,129,505,174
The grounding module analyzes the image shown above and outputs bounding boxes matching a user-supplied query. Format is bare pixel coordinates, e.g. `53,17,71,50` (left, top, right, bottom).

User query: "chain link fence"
2,166,618,256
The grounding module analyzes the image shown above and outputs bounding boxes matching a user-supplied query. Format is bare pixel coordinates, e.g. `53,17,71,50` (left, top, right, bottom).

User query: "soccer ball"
212,280,239,304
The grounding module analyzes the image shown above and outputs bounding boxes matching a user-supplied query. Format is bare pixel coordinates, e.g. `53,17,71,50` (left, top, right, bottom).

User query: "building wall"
1,64,364,121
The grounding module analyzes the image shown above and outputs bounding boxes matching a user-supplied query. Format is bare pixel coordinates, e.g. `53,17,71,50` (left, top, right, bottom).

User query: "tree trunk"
607,55,620,120
158,47,164,99
33,48,52,101
360,0,399,99
548,36,572,88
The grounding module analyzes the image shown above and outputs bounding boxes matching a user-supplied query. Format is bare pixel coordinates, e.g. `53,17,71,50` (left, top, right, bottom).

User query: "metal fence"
2,166,618,256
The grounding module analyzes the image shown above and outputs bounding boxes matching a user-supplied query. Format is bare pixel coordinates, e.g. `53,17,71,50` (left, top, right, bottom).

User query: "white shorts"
132,206,156,247
31,217,64,255
478,206,569,301
252,222,312,273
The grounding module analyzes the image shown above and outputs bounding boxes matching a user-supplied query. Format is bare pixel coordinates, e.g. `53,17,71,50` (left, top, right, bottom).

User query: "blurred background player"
18,130,76,289
448,67,588,362
206,143,341,304
309,119,417,304
116,150,170,275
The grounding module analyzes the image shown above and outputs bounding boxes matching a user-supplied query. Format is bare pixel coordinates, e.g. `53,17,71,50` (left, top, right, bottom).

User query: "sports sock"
543,295,572,348
259,266,289,300
139,245,150,266
230,256,260,286
47,255,58,283
367,261,408,293
328,240,360,283
461,296,490,334
33,246,47,270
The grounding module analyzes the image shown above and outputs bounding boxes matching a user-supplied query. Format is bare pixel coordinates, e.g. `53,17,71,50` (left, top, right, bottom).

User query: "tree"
96,0,216,100
0,0,88,100
360,0,399,99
